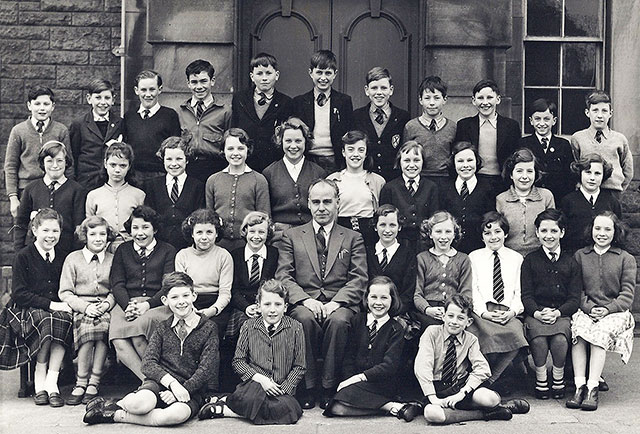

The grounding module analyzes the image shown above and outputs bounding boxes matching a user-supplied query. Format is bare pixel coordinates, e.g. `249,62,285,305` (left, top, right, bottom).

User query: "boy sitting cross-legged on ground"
83,271,219,426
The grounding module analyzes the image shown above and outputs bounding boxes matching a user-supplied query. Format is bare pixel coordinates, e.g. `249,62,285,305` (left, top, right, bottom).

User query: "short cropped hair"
104,141,134,164
420,211,461,243
481,211,510,235
586,210,627,248
185,59,215,79
181,208,224,244
364,275,401,316
393,140,423,170
273,117,313,151
161,271,195,297
223,128,253,156
256,279,288,304
86,79,115,95
585,90,611,109
31,208,63,230
38,140,72,171
501,147,541,183
124,205,161,234
445,294,473,317
308,178,339,199
527,98,557,118
156,135,193,160
240,211,274,241
373,204,404,227
534,208,567,231
472,79,500,96
27,85,55,103
250,52,279,71
310,49,338,71
75,215,117,244
341,130,372,170
448,141,483,178
570,153,613,182
419,75,447,98
135,70,162,87
366,67,392,85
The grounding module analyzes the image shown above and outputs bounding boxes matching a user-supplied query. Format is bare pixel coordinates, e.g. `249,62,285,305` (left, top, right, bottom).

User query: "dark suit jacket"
454,114,521,171
366,241,416,315
352,103,410,181
276,221,368,309
143,175,205,250
231,87,293,172
518,134,575,201
292,89,354,167
69,110,123,191
229,245,279,311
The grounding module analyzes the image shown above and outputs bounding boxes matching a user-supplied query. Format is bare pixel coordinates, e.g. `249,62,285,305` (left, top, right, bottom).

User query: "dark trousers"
289,304,354,390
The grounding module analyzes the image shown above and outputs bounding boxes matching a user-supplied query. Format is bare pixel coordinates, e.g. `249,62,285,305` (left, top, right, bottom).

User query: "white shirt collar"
134,238,157,254
455,175,477,194
263,319,281,331
312,219,334,237
313,88,331,100
92,110,110,122
138,102,161,118
429,247,458,258
171,308,200,329
283,156,305,173
82,247,106,264
244,244,267,262
34,243,55,261
191,94,214,108
580,186,600,203
165,172,187,188
479,113,498,128
542,246,561,260
254,88,274,99
30,117,50,131
222,165,252,173
594,245,611,255
375,240,399,258
367,312,390,329
43,174,67,188
402,174,420,188
535,132,552,144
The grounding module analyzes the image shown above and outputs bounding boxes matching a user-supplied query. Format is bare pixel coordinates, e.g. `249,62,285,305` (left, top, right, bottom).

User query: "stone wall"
0,0,121,266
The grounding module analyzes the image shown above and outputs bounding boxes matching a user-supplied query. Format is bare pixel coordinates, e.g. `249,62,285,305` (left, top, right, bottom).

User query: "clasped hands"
302,299,340,321
533,307,561,324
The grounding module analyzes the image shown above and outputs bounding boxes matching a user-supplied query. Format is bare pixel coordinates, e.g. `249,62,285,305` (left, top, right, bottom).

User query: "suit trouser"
289,304,354,390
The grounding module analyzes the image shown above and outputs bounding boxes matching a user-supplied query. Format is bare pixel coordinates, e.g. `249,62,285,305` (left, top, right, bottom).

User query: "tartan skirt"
73,310,110,352
225,309,249,338
0,306,72,370
571,309,635,364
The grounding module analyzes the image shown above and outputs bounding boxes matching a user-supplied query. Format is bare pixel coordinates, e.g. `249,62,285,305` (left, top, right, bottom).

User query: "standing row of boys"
0,49,634,427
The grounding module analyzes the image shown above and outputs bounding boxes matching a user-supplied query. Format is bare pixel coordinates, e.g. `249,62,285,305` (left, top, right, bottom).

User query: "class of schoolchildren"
0,47,636,428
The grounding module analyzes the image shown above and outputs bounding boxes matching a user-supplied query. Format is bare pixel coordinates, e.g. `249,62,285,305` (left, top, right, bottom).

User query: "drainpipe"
111,0,127,117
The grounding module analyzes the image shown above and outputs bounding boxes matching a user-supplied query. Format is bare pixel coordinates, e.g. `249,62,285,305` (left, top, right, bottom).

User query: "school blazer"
229,245,279,311
276,221,368,309
366,241,416,315
454,114,521,170
231,88,293,172
352,103,411,181
292,89,354,165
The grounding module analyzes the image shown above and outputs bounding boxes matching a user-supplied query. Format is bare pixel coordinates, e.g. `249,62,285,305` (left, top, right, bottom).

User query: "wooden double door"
238,0,421,114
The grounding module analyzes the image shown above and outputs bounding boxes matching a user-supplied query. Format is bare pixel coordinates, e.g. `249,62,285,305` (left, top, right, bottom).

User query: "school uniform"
519,134,575,201
227,316,306,425
366,240,416,315
439,176,495,254
143,174,205,250
0,244,72,369
403,117,457,183
331,313,405,409
352,103,410,181
231,87,293,172
69,110,123,191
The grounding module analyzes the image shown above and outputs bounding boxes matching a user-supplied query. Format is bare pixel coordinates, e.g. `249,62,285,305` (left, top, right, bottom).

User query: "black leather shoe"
551,387,565,399
83,408,116,425
502,399,530,414
581,387,598,411
599,378,609,392
566,385,587,409
49,392,64,407
535,388,550,400
33,391,49,406
484,406,513,421
65,386,86,406
396,402,423,422
297,389,315,410
319,388,334,410
85,396,105,412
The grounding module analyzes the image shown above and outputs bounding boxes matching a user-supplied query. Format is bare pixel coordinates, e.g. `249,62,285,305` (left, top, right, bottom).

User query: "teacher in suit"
276,178,368,410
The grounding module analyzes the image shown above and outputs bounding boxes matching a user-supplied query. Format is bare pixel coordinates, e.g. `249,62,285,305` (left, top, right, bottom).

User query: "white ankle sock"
552,366,564,388
586,379,599,390
34,362,47,392
535,366,548,390
44,369,60,394
574,376,586,388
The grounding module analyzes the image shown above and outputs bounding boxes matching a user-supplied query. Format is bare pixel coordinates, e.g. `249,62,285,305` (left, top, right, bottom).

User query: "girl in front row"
0,209,72,408
198,279,306,425
566,211,636,411
59,216,116,405
324,276,421,422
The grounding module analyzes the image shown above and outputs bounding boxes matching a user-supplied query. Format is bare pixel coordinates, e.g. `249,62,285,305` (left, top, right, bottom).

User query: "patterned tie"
441,335,457,385
549,251,557,262
380,248,388,270
170,176,179,203
316,93,327,107
316,226,327,277
595,130,603,143
460,181,470,201
248,254,260,287
493,251,504,303
138,247,146,260
589,195,595,207
143,109,150,119
45,252,51,263
195,101,204,119
257,92,268,106
91,254,99,263
541,136,549,153
407,179,416,196
429,119,437,132
36,120,44,134
268,324,276,337
368,319,378,349
176,319,188,341
374,108,385,125
48,181,56,207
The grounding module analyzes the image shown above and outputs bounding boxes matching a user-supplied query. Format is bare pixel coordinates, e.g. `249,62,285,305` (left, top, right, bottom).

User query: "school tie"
589,195,595,207
195,100,204,120
257,92,268,106
142,109,150,119
460,180,470,201
248,254,260,287
36,120,44,134
407,179,416,196
138,247,146,260
91,254,99,263
595,130,603,143
316,226,327,277
380,248,388,270
368,319,378,349
170,176,179,203
429,118,437,132
492,251,504,303
175,319,188,341
316,92,327,107
541,136,549,153
441,335,457,385
45,252,51,264
268,324,276,337
374,108,385,125
48,181,56,207
549,251,557,262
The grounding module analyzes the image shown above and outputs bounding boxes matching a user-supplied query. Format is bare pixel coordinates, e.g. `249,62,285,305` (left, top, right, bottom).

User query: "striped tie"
170,176,179,203
380,248,388,270
595,130,603,143
196,101,204,119
48,181,56,207
374,108,385,125
268,324,276,337
248,254,260,287
441,335,457,385
429,118,437,132
460,180,469,201
492,251,504,303
407,179,416,196
368,319,378,349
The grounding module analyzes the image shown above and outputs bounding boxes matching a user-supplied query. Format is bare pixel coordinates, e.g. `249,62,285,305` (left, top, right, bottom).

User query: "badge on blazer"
392,134,400,148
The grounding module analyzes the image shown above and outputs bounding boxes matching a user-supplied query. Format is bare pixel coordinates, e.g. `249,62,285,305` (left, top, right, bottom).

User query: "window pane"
527,0,562,36
563,43,597,87
561,89,593,135
524,89,559,135
525,42,560,86
565,0,601,37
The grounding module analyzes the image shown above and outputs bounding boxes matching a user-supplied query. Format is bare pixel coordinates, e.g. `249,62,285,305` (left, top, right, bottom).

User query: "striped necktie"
460,180,469,201
36,120,44,134
248,254,260,287
48,181,56,207
441,335,457,385
143,109,150,119
170,176,179,203
196,101,204,119
374,108,385,125
595,130,603,143
492,251,504,303
368,319,378,349
175,319,188,341
407,179,416,196
268,324,276,337
380,248,388,270
429,118,437,132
